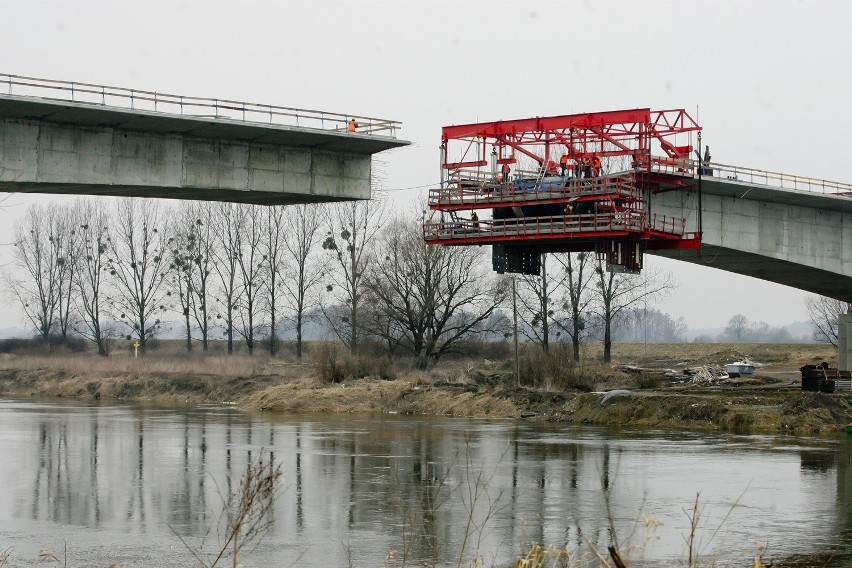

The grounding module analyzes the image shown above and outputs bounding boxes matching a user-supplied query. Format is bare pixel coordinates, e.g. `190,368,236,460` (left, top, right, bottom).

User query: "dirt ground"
0,342,849,436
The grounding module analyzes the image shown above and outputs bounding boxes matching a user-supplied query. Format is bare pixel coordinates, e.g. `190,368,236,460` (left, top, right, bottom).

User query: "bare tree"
364,216,507,369
806,295,851,347
53,206,80,339
106,198,170,351
615,307,688,343
724,314,749,342
321,198,386,356
167,205,198,352
280,204,325,358
186,201,216,351
72,198,113,355
554,252,595,361
165,201,217,352
592,260,674,362
234,204,265,355
517,253,572,352
5,205,61,339
260,205,287,356
211,202,244,354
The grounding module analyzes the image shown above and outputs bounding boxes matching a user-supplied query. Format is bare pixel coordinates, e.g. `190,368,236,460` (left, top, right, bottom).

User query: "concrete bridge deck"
0,73,409,204
650,169,852,303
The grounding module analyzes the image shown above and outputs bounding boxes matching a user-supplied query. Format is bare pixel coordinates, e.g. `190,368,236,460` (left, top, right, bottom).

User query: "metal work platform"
424,108,703,273
423,210,697,248
428,172,642,210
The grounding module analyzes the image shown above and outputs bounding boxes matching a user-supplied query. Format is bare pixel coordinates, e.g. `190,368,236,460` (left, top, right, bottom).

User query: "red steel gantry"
423,108,704,275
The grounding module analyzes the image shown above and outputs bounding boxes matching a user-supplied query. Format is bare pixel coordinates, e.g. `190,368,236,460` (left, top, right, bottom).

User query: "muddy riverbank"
0,341,849,436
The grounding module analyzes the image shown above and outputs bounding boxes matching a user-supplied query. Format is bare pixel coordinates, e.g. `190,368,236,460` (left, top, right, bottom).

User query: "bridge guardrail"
649,158,852,198
699,161,852,197
2,73,402,138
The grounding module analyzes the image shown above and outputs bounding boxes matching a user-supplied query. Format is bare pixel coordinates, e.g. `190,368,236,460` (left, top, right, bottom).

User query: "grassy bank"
0,342,849,436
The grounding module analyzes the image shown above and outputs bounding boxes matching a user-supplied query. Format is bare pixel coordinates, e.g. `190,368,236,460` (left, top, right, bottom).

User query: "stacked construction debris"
801,363,852,393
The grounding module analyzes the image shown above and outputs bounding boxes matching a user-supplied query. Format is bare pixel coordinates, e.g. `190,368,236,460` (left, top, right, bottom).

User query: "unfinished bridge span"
0,73,408,205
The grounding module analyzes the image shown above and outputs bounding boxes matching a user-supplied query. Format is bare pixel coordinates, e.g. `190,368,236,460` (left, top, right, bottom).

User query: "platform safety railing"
422,210,689,242
430,172,640,207
1,72,402,138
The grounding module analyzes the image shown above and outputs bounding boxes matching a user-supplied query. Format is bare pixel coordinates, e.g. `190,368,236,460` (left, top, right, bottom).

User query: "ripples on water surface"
0,399,849,567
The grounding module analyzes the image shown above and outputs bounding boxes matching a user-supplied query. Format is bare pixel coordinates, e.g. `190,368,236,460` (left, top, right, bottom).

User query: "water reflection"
0,400,849,567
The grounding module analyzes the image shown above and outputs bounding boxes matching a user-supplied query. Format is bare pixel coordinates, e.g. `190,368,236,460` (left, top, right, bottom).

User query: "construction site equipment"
423,108,703,275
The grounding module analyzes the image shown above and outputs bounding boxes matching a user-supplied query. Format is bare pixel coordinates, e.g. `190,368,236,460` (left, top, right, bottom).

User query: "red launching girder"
430,107,703,274
441,108,700,169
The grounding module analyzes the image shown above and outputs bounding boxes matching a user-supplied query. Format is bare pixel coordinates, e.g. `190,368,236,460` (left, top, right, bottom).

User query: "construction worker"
583,157,592,178
501,162,511,184
592,155,602,177
471,210,479,230
560,152,569,176
347,118,358,132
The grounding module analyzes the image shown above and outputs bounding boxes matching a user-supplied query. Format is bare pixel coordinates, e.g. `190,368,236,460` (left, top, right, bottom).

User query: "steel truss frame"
440,108,700,170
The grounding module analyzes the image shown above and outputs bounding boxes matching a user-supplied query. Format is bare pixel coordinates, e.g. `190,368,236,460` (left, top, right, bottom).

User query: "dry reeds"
174,450,282,568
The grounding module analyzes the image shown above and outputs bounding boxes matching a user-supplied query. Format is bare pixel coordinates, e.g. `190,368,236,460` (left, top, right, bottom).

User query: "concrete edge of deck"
0,95,410,155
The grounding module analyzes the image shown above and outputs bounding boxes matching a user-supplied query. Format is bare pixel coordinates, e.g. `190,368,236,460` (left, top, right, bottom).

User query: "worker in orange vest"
347,118,358,132
592,155,602,177
501,162,511,183
559,153,569,176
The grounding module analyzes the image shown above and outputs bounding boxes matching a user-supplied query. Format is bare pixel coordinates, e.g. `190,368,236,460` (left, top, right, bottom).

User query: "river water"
0,398,849,567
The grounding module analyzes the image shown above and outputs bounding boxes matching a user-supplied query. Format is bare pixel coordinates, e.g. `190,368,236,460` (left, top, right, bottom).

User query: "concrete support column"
840,310,852,371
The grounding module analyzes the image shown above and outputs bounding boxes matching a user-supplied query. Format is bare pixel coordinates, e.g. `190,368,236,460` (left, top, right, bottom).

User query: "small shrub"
731,412,755,433
340,354,398,380
312,342,345,383
519,344,595,391
311,343,397,383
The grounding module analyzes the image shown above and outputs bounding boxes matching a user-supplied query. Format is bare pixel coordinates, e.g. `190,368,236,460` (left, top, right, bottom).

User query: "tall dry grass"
0,351,308,379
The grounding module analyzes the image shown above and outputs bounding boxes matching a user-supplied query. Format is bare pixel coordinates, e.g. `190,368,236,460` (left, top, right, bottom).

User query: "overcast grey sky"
1,0,850,331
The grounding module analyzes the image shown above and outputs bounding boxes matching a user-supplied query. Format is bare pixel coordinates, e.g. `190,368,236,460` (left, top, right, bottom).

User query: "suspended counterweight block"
492,244,542,276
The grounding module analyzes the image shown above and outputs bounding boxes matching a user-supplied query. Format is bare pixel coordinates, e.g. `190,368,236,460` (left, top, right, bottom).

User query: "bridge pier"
840,310,852,372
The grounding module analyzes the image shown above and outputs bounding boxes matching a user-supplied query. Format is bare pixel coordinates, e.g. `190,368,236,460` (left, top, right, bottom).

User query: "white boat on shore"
725,360,755,378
